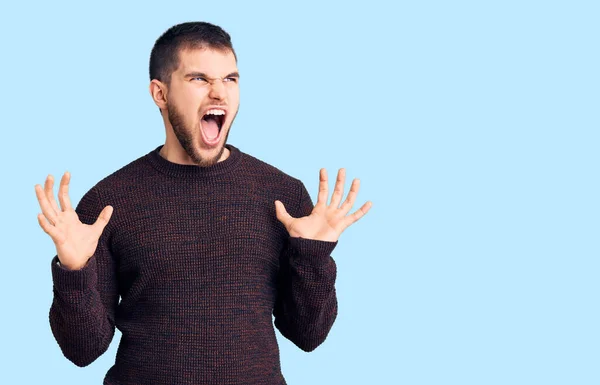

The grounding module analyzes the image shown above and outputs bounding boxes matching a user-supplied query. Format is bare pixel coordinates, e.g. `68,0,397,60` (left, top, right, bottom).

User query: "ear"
149,79,168,111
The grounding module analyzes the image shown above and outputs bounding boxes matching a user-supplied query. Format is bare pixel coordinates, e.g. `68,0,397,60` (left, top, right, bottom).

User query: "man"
35,21,372,385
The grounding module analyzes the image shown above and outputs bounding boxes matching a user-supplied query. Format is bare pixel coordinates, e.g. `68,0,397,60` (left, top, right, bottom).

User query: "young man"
35,21,371,385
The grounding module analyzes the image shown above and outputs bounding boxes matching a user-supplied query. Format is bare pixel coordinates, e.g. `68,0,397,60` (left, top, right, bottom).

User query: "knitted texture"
49,144,338,385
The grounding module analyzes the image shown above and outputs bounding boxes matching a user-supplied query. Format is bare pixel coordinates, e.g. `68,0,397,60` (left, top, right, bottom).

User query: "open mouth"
200,109,226,142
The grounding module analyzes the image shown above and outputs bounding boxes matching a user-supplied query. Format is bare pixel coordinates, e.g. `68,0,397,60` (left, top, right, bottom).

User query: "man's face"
165,47,240,166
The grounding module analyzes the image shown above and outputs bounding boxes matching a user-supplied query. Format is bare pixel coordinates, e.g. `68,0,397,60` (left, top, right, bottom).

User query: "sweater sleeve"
48,186,119,367
273,180,339,352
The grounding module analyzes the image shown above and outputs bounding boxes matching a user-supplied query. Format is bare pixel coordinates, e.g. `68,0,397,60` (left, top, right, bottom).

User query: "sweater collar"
146,143,242,179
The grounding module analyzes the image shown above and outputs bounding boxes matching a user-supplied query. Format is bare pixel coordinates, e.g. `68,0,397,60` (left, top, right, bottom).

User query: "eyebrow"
184,71,240,80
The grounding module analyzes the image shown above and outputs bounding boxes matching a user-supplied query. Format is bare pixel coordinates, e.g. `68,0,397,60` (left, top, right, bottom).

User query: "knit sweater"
49,144,338,385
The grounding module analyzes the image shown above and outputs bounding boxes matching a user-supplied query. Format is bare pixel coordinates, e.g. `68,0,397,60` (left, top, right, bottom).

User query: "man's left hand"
275,168,372,242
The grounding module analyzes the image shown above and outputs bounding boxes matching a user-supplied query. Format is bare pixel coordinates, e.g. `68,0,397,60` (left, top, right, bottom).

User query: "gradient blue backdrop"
1,1,598,384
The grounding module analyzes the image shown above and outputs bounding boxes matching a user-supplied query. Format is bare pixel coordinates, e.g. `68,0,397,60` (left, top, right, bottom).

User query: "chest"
109,189,287,294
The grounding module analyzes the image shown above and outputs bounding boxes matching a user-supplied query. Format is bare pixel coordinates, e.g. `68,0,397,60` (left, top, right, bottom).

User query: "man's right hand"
35,172,113,271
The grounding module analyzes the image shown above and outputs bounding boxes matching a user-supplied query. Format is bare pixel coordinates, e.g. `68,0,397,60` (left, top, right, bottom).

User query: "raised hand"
275,168,372,242
35,172,113,270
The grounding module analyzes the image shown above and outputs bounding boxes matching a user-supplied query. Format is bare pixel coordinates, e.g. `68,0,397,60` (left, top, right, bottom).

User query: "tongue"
201,118,219,140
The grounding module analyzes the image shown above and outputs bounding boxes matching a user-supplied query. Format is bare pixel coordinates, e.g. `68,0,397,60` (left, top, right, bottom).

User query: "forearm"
274,237,338,352
49,254,117,367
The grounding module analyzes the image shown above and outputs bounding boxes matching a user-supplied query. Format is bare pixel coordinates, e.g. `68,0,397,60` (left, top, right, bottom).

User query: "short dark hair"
149,21,236,85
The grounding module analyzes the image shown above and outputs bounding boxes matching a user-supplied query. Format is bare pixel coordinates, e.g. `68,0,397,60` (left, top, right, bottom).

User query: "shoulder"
238,148,303,189
90,148,157,198
236,148,310,214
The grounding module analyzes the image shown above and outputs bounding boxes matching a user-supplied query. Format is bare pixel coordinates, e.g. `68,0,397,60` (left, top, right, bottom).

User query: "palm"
275,168,372,242
51,210,104,267
35,172,113,270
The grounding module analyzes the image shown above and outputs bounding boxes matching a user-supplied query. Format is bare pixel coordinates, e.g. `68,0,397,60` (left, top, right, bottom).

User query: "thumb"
274,200,293,228
92,205,113,234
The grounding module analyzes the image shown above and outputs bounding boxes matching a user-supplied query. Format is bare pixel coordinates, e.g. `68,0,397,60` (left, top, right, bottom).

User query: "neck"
147,143,242,179
159,141,230,166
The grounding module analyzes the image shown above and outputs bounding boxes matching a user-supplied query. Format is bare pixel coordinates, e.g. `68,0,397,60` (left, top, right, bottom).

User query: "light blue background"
1,1,598,384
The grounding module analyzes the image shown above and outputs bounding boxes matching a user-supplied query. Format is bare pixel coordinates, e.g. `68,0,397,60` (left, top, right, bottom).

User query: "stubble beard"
167,102,235,167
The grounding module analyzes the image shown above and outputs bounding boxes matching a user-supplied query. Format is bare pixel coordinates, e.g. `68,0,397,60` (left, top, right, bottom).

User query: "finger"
35,183,59,225
274,200,294,228
92,205,114,234
58,171,73,211
341,201,372,229
315,168,328,208
339,178,360,214
329,168,346,208
44,174,61,214
37,213,60,240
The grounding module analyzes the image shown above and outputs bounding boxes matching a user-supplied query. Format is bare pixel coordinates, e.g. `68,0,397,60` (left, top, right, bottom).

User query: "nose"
208,79,227,101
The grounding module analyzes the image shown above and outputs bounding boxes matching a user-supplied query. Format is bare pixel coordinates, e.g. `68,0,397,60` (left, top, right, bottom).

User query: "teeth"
205,109,226,116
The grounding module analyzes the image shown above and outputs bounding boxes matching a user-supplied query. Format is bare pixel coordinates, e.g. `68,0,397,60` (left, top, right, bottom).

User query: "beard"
167,102,235,167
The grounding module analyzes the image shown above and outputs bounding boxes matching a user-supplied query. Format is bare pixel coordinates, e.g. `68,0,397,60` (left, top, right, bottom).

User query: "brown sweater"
49,144,338,385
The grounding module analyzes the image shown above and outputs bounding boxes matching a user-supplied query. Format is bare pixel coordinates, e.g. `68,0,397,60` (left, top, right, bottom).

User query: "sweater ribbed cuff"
51,255,97,291
288,237,338,266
